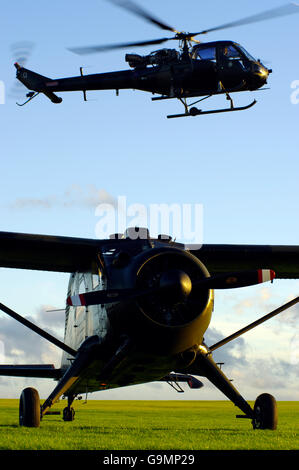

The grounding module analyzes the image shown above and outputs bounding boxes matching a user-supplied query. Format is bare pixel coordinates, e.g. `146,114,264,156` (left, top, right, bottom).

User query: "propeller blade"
67,269,275,307
67,285,154,306
194,269,276,290
106,0,177,33
68,37,172,55
192,3,299,36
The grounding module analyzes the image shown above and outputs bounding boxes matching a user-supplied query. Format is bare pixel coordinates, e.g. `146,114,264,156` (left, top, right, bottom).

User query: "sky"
0,0,298,405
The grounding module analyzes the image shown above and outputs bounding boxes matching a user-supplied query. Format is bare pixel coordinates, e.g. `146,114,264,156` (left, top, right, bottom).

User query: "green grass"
0,399,298,450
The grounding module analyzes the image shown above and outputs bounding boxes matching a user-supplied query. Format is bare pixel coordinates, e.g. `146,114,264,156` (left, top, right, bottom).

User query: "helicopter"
14,1,299,118
0,227,298,429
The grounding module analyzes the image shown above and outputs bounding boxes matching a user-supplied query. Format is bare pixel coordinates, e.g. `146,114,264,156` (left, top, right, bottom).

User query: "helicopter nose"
259,66,270,79
253,63,270,79
249,62,270,89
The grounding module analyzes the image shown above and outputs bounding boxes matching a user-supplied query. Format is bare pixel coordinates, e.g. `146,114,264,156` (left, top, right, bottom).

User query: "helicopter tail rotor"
9,41,35,99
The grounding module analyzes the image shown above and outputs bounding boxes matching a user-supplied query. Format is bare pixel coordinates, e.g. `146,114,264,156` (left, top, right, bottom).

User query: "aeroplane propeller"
67,269,275,307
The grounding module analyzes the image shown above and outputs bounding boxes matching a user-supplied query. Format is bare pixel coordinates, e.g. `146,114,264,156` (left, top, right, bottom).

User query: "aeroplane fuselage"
0,229,298,429
60,239,214,395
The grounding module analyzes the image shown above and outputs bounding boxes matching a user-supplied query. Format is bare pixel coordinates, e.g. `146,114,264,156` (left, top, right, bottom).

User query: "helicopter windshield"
236,45,256,62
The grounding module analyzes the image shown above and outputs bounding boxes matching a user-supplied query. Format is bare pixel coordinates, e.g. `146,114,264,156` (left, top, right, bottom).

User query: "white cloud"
2,185,117,211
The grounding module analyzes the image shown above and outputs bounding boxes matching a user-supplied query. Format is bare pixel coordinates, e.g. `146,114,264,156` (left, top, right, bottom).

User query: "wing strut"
0,302,77,357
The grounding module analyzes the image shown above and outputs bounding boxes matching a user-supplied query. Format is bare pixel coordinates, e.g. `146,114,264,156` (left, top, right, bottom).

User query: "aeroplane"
0,227,298,429
14,1,299,118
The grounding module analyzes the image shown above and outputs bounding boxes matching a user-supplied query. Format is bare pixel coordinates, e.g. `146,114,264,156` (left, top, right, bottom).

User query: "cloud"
277,301,299,327
205,326,248,368
0,311,63,366
35,305,65,331
3,185,117,211
231,286,276,316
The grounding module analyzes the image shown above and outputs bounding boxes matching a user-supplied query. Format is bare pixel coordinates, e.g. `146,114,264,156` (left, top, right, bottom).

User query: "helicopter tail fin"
14,63,62,104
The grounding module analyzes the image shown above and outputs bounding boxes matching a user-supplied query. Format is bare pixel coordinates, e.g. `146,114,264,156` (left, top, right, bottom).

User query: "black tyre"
63,407,75,422
19,387,40,427
253,393,278,430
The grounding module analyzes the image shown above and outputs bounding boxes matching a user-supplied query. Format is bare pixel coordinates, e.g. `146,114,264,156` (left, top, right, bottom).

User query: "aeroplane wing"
0,231,103,273
0,365,62,379
0,231,298,278
191,244,299,279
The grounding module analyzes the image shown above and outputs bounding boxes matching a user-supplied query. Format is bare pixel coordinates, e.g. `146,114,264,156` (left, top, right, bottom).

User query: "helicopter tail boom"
14,63,63,105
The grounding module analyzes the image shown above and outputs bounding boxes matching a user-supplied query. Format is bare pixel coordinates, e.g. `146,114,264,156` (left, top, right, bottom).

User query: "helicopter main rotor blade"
69,37,173,55
106,0,178,33
192,2,299,37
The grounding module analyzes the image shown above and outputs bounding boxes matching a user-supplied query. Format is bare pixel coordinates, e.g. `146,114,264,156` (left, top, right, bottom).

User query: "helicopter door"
217,44,246,90
193,45,218,92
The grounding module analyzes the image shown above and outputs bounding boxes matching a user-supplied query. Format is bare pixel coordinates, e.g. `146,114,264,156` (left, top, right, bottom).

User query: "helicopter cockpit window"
194,46,216,62
219,44,247,70
222,45,242,60
237,45,256,62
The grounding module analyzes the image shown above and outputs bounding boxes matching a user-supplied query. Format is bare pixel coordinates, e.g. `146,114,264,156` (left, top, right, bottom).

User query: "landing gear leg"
192,353,279,430
193,353,255,420
63,394,76,422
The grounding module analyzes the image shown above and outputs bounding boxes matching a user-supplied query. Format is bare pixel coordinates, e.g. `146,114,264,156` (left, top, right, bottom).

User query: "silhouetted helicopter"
0,228,298,429
14,1,299,117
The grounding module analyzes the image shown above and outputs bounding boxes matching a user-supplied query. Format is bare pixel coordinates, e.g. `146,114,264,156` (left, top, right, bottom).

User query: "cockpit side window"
221,45,242,60
194,46,216,61
219,44,248,71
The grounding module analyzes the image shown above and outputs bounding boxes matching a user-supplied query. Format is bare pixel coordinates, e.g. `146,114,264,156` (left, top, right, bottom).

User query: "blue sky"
0,0,298,403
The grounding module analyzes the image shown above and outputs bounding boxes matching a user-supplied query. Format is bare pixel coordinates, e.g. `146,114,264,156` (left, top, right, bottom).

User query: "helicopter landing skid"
167,99,257,119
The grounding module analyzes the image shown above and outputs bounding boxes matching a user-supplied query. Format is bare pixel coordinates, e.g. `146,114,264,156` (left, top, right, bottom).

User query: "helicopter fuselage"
16,41,270,104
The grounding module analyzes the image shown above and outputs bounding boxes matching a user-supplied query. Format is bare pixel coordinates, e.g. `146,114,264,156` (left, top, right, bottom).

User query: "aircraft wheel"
19,387,40,427
252,393,278,430
63,406,75,422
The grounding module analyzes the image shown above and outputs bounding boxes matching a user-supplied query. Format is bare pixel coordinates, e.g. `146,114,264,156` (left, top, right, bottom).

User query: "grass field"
0,399,298,450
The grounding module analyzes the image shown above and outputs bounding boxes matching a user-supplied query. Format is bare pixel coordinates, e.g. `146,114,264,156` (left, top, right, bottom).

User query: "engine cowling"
129,247,214,355
103,244,214,355
135,249,211,327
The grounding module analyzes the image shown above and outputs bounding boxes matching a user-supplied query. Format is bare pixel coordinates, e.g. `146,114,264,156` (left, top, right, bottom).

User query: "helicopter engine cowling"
125,54,148,68
125,49,179,68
